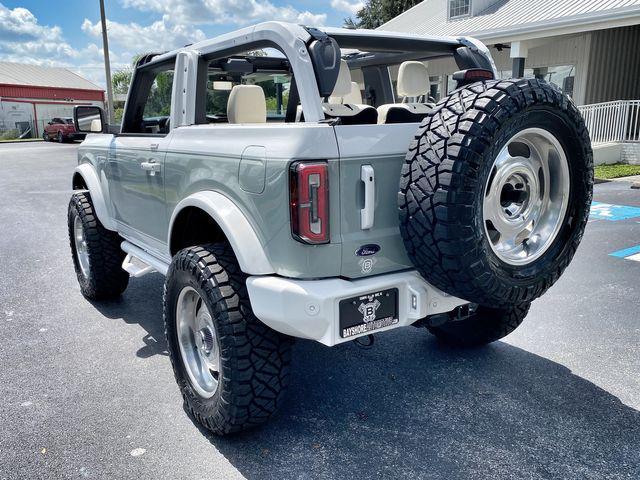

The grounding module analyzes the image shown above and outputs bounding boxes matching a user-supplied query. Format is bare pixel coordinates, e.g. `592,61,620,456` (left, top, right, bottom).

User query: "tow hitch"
417,303,476,328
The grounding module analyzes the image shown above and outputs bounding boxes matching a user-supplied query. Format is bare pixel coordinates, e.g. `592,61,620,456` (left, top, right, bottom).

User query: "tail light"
453,68,495,88
289,161,329,244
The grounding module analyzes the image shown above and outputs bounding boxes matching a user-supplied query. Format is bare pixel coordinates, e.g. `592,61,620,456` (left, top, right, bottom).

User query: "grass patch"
594,163,640,180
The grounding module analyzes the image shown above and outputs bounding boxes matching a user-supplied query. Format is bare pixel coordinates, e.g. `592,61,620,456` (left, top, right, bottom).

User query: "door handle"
141,160,161,176
361,164,375,229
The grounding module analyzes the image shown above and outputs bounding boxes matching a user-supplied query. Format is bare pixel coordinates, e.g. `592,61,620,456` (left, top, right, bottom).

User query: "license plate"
339,288,399,338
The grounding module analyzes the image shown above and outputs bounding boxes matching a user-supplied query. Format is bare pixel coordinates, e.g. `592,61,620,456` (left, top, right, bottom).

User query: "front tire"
68,192,129,299
428,303,530,347
164,243,292,435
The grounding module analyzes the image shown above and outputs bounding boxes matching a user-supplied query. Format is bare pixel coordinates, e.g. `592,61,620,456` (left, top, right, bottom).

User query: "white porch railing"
578,100,640,145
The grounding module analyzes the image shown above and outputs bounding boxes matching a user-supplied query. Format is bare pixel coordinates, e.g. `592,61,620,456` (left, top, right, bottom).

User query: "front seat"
322,60,377,125
377,61,435,124
227,85,267,124
329,81,363,105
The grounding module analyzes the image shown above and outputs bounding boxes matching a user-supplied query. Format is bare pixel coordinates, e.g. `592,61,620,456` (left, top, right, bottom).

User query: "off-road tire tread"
164,243,292,435
68,191,129,299
399,78,593,306
428,303,530,347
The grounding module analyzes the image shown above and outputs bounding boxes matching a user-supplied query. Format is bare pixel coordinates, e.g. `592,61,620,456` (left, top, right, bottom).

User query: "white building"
382,0,640,163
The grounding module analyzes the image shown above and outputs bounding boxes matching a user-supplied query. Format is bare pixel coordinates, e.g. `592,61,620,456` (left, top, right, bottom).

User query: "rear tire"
164,243,292,435
399,78,593,307
57,131,64,143
68,192,129,299
428,303,530,347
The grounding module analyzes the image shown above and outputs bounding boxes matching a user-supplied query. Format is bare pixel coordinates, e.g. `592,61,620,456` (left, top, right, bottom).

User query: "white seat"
329,81,363,104
90,119,102,132
323,61,377,125
227,85,266,124
377,61,434,124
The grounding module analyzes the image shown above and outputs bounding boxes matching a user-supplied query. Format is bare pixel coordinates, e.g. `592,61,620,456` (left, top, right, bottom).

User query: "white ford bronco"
68,22,593,434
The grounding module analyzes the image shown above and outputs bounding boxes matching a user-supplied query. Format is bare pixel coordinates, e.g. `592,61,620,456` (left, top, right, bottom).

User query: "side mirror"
74,106,105,133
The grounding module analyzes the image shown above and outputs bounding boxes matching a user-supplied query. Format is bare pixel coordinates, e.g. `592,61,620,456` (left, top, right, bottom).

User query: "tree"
112,68,132,95
345,0,422,29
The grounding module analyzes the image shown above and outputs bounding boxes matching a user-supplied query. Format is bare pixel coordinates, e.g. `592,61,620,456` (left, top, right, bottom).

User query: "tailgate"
334,123,418,278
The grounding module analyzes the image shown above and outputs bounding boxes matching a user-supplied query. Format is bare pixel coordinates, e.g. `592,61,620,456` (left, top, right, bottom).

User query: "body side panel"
74,133,117,231
164,123,342,278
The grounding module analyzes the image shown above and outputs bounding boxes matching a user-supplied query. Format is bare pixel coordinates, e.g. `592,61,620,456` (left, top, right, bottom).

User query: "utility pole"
99,0,115,125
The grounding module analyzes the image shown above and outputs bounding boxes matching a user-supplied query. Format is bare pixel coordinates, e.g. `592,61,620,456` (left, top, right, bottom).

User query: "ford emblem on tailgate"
355,244,380,257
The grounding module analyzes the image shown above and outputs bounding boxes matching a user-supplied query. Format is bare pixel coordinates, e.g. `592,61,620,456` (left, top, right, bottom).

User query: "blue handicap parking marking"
609,245,640,264
590,201,640,221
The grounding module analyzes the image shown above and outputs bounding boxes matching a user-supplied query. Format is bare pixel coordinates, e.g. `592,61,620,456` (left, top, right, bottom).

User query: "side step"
121,241,170,277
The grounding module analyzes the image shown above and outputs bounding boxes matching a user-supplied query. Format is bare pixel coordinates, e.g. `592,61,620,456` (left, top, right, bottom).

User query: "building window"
449,0,471,19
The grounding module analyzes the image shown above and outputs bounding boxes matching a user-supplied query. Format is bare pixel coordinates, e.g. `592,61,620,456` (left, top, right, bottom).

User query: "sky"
0,0,364,87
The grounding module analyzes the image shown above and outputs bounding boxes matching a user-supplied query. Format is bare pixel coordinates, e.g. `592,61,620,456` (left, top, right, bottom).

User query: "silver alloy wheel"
176,287,221,399
73,214,90,278
483,128,570,266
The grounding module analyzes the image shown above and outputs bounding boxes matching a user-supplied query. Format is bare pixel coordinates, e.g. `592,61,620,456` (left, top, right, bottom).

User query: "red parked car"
43,117,85,143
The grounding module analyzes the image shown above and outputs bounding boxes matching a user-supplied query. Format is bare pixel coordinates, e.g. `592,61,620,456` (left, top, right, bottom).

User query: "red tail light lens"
453,68,495,87
290,161,329,244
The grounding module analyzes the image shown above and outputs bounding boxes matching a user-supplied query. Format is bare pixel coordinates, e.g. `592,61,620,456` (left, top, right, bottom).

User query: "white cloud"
0,3,118,87
120,0,327,26
330,0,364,16
0,4,62,41
0,3,79,64
0,0,336,90
81,15,207,52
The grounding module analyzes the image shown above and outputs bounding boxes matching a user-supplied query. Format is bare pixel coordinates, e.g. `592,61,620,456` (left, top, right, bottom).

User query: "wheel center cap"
197,327,214,354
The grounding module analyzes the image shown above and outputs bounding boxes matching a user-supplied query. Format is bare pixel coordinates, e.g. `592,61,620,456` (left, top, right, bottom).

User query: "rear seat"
377,61,435,124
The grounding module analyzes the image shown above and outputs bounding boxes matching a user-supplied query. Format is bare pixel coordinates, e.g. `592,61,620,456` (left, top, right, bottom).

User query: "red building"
0,62,105,139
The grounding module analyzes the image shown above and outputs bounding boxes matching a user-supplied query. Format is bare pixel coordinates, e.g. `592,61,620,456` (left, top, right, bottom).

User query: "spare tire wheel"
398,78,593,307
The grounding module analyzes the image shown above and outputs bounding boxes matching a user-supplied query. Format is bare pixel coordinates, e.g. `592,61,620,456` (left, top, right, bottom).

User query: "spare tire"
398,78,593,307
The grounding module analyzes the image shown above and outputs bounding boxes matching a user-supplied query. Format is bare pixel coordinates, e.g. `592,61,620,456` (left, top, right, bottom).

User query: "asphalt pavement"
1,142,639,479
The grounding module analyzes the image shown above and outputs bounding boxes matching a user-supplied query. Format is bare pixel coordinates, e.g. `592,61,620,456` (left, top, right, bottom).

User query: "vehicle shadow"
198,334,640,480
90,275,640,479
89,273,168,358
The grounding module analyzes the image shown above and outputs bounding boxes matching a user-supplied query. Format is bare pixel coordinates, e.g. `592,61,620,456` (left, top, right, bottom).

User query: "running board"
121,241,170,277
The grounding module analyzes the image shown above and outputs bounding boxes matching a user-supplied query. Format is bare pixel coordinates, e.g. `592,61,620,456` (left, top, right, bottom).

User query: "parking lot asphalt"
1,142,639,480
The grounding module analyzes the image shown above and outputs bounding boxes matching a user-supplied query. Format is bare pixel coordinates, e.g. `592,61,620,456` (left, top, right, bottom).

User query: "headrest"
397,61,430,98
227,85,266,124
331,60,352,98
90,119,102,132
329,82,363,105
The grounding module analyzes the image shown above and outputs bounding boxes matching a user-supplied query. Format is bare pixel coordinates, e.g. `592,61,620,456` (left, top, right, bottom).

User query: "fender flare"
72,164,116,231
168,191,275,275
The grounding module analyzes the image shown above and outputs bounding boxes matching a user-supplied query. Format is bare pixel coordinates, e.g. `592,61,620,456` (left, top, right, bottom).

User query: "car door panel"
108,135,169,252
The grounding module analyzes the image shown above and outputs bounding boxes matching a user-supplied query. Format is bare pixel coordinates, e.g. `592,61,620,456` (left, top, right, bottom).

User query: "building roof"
381,0,640,43
0,62,102,91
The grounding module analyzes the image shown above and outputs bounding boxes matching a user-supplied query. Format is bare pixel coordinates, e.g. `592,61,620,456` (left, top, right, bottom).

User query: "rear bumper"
246,270,467,346
67,132,86,140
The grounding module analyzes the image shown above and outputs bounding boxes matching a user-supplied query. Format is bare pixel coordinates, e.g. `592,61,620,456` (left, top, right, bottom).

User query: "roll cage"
120,22,497,132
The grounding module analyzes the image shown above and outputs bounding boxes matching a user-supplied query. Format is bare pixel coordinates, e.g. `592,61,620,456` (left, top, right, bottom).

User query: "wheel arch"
72,164,116,231
168,191,275,275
